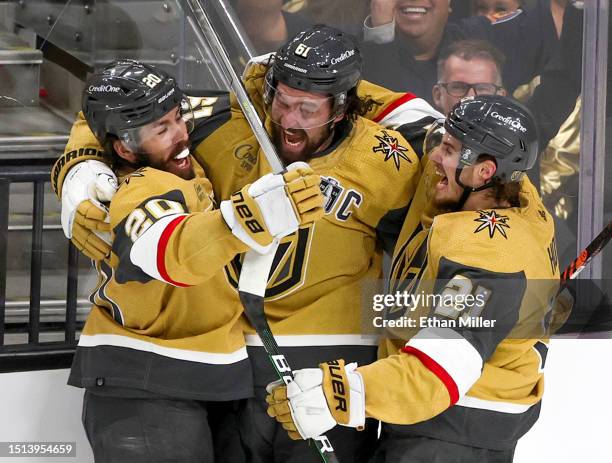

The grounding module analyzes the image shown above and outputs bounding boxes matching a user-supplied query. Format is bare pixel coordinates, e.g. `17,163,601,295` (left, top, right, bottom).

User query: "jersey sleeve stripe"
129,213,191,287
405,327,483,399
402,345,459,406
374,94,444,129
157,214,191,287
373,93,417,123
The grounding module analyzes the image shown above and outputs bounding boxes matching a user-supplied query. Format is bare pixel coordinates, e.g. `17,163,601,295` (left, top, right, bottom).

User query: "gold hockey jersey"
189,66,424,385
358,175,560,450
69,166,253,400
53,73,440,387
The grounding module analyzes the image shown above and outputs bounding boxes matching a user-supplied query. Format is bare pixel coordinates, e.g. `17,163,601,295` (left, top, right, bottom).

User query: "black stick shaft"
237,249,339,463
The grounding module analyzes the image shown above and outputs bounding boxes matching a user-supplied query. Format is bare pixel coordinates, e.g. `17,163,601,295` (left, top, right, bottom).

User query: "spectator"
471,0,523,17
426,39,552,198
361,0,562,104
432,39,506,114
236,0,370,52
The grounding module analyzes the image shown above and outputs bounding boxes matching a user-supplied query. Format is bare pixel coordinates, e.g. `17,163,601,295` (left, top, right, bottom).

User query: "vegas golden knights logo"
224,227,313,298
385,226,429,322
388,226,428,294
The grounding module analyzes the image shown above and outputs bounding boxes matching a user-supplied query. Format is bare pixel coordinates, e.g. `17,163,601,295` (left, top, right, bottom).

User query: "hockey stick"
560,220,612,288
544,221,612,335
186,2,339,461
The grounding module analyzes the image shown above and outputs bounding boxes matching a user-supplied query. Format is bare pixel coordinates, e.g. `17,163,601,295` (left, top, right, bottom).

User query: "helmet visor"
423,119,446,160
264,80,339,130
119,96,194,151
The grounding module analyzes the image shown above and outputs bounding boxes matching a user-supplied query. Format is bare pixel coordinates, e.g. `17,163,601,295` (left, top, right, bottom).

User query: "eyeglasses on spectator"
437,81,503,97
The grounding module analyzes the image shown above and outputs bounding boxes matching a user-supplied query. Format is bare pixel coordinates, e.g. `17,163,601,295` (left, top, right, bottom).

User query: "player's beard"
270,122,334,164
432,169,465,212
432,195,463,213
134,141,194,180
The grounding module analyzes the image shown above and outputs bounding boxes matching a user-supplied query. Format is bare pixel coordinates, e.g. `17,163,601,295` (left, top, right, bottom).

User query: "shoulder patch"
120,168,146,186
372,130,412,171
473,210,510,239
487,9,523,24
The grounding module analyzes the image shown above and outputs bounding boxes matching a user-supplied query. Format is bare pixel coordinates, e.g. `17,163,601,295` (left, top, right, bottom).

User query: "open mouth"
398,6,427,16
435,166,449,189
283,129,306,150
398,5,429,19
172,147,191,169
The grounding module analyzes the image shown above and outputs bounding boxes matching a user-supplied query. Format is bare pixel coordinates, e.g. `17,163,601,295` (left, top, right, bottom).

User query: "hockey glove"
220,162,323,254
266,359,366,440
61,160,118,260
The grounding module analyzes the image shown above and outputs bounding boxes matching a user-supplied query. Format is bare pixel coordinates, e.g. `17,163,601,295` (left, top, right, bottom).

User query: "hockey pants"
371,429,516,463
82,391,245,462
237,385,378,463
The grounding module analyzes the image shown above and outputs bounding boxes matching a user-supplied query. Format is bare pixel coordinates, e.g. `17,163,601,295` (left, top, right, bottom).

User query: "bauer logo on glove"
266,359,366,441
221,162,324,254
230,190,266,236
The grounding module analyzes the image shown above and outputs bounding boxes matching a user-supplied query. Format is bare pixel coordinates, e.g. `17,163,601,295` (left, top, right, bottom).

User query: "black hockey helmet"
444,94,539,183
82,60,191,146
264,25,363,119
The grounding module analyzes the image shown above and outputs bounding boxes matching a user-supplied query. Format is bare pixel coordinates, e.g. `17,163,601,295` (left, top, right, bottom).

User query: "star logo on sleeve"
373,130,411,170
474,210,510,239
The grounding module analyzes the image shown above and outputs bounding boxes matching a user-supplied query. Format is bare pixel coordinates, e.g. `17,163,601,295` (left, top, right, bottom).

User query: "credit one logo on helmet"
88,85,120,93
331,49,355,65
490,111,527,133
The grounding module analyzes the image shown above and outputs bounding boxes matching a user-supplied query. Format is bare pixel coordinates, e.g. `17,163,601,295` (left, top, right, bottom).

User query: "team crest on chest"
474,210,510,239
224,227,313,299
372,130,411,170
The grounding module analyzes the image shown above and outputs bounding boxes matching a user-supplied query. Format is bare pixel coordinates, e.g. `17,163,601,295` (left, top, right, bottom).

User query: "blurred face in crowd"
395,0,451,42
433,55,506,114
269,82,343,163
116,106,194,180
471,0,522,17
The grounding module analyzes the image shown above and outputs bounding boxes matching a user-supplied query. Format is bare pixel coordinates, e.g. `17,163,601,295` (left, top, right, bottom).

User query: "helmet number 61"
294,43,312,58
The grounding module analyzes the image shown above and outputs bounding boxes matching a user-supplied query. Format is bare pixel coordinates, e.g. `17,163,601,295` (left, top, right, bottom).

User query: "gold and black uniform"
53,71,441,461
357,173,560,455
54,75,438,385
69,165,253,400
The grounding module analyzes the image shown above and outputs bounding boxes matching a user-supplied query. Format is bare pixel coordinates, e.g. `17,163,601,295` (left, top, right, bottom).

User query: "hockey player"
66,60,323,463
52,26,441,461
267,95,560,462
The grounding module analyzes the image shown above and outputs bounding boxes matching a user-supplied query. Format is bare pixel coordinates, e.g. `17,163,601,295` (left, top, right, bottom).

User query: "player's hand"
282,162,324,226
220,162,323,254
61,160,118,260
265,359,365,440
